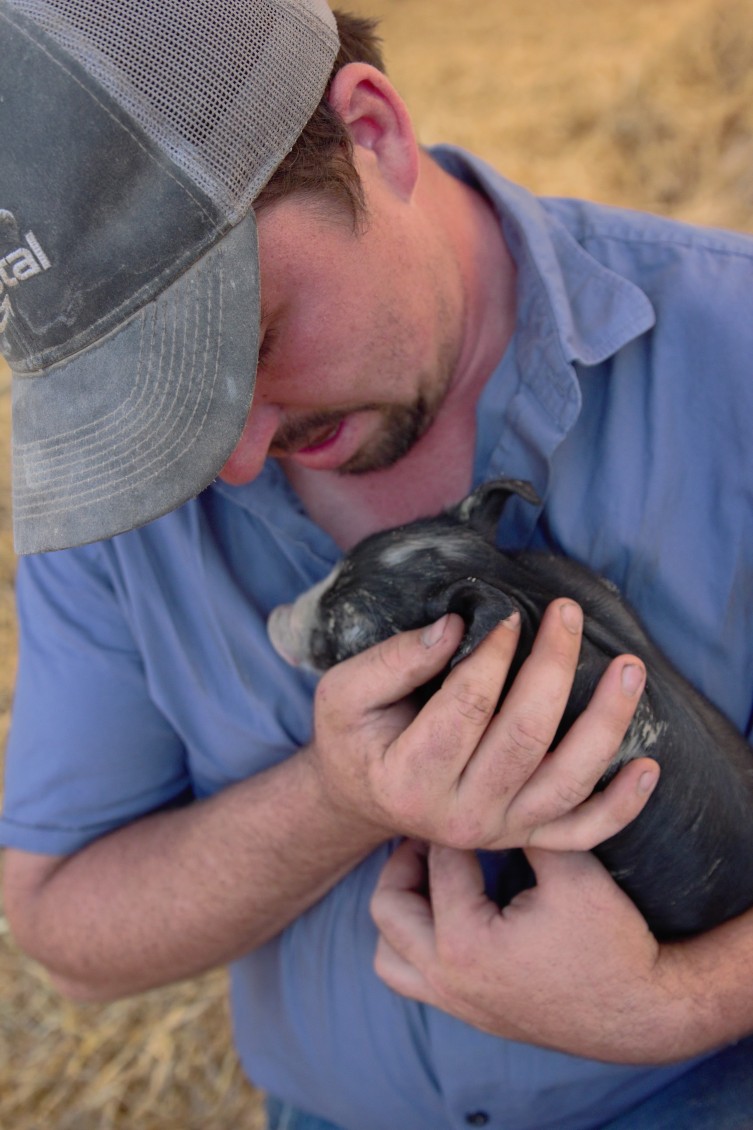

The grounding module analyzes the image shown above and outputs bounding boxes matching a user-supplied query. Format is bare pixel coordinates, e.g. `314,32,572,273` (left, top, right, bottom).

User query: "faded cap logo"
0,211,52,335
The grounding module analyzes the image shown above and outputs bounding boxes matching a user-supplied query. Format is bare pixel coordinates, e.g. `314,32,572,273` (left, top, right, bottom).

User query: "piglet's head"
267,478,540,673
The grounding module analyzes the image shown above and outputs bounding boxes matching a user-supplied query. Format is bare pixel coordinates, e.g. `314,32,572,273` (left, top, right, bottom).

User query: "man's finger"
426,844,491,926
509,655,648,829
318,614,466,715
417,612,522,735
394,613,522,783
424,846,509,977
373,935,436,1002
458,600,584,802
373,839,430,897
526,755,660,852
370,840,435,953
371,842,439,999
522,845,606,890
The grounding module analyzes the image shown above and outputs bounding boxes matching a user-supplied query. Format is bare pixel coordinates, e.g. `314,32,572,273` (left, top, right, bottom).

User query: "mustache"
269,394,435,472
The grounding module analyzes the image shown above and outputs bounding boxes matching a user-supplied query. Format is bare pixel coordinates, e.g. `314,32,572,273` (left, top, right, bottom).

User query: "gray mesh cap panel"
8,0,339,219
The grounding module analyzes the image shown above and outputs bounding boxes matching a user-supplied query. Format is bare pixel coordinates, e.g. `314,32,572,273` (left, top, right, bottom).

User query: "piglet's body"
268,479,753,940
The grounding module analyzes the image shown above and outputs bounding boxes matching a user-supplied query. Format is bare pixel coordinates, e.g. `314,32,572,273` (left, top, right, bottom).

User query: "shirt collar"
429,146,656,544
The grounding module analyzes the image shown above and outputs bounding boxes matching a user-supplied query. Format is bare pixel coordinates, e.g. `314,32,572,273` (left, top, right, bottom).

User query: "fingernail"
621,662,645,696
638,768,658,795
421,614,449,647
560,601,582,633
501,609,521,630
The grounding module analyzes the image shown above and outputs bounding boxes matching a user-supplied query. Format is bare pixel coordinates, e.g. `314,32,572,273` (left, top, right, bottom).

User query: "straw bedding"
1,0,751,1124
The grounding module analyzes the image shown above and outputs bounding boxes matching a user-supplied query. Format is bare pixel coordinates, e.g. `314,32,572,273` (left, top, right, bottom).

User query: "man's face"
219,185,465,486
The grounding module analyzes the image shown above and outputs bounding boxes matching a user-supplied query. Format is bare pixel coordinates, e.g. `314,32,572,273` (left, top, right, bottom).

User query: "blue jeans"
265,1034,753,1129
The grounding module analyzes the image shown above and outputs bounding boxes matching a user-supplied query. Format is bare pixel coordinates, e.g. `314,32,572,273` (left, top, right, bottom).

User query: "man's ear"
327,63,419,200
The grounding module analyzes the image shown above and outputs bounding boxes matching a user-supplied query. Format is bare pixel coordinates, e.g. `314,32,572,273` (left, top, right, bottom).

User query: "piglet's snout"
267,603,305,666
268,564,345,670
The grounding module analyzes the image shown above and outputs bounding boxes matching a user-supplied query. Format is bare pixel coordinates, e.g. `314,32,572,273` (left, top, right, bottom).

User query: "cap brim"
11,213,259,554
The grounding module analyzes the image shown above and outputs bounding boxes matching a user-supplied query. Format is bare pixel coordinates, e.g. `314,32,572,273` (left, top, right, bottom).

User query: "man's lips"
272,412,349,456
278,412,375,472
220,409,378,483
296,420,345,453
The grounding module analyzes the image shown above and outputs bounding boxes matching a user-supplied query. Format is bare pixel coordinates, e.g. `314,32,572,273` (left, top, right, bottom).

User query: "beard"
338,395,437,474
342,291,463,473
270,395,438,474
272,282,463,475
272,340,459,475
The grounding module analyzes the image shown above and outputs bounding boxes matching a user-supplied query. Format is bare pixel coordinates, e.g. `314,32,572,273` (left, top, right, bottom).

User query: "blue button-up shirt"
4,147,753,1130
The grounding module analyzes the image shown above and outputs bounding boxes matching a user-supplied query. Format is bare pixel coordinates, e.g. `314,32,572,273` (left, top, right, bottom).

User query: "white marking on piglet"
336,604,375,653
378,532,479,569
638,718,666,749
611,699,668,769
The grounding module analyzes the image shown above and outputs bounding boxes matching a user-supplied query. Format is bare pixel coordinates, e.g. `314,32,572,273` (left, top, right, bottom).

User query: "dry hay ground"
1,0,752,1125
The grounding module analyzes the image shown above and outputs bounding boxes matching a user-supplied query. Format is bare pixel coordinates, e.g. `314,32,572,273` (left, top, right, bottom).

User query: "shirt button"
465,1113,490,1127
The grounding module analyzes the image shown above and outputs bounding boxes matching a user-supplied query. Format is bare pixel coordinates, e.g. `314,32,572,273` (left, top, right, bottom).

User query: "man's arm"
3,602,655,1003
2,748,383,1002
371,837,753,1065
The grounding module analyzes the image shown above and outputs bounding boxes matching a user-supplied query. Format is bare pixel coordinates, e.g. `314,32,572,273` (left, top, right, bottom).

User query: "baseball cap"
0,0,339,554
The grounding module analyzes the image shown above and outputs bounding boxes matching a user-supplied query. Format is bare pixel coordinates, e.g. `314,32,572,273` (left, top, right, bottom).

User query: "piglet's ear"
451,478,541,543
425,578,517,666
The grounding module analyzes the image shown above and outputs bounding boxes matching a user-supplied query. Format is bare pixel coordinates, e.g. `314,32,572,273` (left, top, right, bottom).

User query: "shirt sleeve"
0,544,191,855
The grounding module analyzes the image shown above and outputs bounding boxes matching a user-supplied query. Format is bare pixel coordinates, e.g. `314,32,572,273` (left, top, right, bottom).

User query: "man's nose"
218,402,281,485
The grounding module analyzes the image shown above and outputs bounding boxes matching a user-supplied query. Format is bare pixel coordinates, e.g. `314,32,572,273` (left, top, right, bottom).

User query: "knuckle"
367,636,398,675
551,772,592,811
449,679,496,725
502,711,553,759
372,631,415,681
604,707,639,748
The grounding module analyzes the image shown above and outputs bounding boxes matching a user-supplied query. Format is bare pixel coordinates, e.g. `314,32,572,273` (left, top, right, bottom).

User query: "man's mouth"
275,412,376,472
271,412,348,456
297,420,345,453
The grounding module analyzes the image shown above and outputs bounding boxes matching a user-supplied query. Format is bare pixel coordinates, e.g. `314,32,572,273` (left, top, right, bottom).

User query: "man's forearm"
655,909,753,1062
3,749,386,1002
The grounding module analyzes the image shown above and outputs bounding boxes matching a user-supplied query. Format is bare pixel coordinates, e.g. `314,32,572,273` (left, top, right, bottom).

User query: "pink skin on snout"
267,566,343,670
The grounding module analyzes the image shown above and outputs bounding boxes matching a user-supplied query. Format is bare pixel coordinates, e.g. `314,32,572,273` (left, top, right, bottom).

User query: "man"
2,3,753,1128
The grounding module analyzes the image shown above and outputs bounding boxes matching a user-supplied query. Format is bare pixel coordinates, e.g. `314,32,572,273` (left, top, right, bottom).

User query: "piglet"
268,478,753,940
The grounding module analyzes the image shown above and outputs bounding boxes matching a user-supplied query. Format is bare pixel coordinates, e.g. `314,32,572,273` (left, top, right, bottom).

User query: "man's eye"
258,326,277,364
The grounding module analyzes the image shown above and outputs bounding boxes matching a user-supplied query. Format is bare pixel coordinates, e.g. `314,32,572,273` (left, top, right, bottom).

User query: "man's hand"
308,598,659,851
370,839,696,1064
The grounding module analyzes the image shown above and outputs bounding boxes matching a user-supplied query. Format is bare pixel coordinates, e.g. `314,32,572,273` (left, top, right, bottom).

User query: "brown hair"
253,10,386,222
